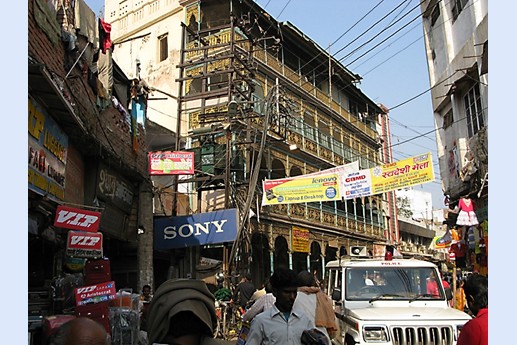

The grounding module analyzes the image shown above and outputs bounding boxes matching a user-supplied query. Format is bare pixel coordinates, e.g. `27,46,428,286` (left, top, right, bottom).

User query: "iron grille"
391,326,453,345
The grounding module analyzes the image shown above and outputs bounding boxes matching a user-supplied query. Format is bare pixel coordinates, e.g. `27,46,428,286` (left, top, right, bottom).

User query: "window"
158,34,168,62
452,0,469,22
443,109,453,129
464,83,484,138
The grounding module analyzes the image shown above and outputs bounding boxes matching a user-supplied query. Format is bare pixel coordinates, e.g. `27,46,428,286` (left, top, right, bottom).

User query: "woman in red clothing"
426,271,439,296
457,274,488,345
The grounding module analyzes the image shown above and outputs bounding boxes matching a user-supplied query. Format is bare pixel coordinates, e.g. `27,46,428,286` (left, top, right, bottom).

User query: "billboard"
154,209,239,249
148,151,195,175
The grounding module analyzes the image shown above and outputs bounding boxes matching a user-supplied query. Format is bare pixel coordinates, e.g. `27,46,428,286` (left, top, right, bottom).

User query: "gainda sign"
54,205,101,232
154,209,238,249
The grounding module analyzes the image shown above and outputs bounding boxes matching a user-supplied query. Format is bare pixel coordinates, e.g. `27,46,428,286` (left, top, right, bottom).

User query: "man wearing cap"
146,278,233,345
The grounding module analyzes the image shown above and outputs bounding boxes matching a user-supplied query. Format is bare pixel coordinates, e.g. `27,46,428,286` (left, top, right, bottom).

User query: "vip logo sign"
54,205,101,232
66,231,103,258
74,281,116,306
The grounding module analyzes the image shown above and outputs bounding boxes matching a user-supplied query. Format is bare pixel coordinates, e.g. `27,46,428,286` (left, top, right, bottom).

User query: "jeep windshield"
345,267,445,301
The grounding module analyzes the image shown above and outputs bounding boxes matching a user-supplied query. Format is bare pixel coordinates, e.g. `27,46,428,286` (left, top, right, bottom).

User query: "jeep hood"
347,307,471,322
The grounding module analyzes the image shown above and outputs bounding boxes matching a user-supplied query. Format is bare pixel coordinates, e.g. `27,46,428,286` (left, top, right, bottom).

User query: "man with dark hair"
457,274,488,345
146,278,232,345
294,271,337,342
246,267,314,345
232,273,256,309
49,317,108,345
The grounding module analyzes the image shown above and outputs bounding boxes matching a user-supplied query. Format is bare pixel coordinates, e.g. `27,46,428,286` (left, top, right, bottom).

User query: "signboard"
66,231,103,258
291,226,309,253
28,97,68,201
370,153,434,195
262,173,340,206
74,281,117,306
97,163,134,213
148,151,195,175
154,209,239,250
54,205,101,232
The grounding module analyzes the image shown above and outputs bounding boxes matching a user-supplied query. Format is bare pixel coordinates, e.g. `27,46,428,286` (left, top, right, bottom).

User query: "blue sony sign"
154,209,239,250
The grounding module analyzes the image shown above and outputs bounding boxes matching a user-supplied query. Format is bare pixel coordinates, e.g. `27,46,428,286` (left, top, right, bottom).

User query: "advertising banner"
54,205,101,232
262,173,340,206
154,209,239,250
370,153,434,194
74,281,117,306
148,151,195,175
28,97,68,201
342,153,434,199
66,231,103,258
291,226,309,253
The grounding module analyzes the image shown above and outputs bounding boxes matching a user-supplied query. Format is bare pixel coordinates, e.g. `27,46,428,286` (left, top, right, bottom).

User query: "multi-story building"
28,0,150,330
419,0,488,274
108,0,395,286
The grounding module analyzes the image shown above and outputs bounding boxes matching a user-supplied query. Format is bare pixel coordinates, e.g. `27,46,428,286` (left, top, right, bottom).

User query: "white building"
419,0,488,219
396,187,434,221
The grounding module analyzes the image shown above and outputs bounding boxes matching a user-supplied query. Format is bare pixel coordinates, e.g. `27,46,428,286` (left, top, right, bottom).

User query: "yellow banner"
262,173,340,206
292,226,310,253
370,153,434,194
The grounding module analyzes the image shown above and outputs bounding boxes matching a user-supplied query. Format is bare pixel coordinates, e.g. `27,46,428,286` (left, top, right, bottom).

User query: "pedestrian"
232,273,256,310
247,277,269,308
294,271,337,342
242,279,276,322
455,279,467,312
146,278,233,345
246,267,315,345
456,274,488,345
49,317,108,345
139,284,153,344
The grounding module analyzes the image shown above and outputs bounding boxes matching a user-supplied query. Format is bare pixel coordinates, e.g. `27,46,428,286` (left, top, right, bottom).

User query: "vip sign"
74,281,116,306
54,205,101,232
66,231,103,258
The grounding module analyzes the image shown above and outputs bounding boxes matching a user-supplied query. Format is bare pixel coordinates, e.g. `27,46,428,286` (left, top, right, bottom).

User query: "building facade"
107,0,396,286
28,0,151,329
420,0,488,274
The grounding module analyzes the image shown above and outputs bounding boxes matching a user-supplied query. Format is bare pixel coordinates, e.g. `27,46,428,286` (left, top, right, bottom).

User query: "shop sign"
28,97,68,201
74,281,116,306
154,209,238,249
96,163,134,213
54,205,101,232
66,231,103,258
148,151,195,175
291,226,309,253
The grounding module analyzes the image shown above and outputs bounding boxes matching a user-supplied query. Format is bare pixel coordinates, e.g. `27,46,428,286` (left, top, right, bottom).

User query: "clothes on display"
456,198,479,226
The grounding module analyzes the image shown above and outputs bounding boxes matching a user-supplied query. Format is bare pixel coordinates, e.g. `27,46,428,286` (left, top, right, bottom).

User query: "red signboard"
54,205,101,232
74,281,117,306
66,231,103,258
148,151,194,175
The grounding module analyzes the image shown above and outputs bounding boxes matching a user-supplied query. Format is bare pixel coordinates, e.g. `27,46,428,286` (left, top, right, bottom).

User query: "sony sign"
154,209,238,250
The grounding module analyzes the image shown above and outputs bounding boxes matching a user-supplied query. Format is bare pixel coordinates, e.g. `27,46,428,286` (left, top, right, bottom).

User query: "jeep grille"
391,326,453,345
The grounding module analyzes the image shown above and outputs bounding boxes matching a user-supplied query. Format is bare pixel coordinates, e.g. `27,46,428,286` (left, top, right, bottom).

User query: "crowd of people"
44,267,487,345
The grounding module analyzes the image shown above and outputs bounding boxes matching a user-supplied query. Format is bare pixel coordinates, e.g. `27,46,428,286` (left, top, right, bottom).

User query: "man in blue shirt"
246,268,314,345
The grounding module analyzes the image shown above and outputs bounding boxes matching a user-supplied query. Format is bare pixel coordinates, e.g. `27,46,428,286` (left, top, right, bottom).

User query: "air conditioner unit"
350,246,367,257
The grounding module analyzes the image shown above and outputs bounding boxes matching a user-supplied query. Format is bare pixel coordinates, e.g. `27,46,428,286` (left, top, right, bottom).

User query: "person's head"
147,279,218,344
297,270,317,287
243,273,252,282
142,284,151,296
51,317,108,345
463,274,488,316
270,267,299,312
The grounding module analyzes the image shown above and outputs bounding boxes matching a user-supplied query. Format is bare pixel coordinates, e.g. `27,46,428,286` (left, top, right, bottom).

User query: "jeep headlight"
363,326,389,342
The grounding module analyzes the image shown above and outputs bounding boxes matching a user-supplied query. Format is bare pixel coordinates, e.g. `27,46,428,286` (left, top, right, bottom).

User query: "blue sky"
84,0,453,211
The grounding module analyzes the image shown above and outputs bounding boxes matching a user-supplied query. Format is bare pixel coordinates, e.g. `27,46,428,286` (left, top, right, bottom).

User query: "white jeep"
325,255,471,345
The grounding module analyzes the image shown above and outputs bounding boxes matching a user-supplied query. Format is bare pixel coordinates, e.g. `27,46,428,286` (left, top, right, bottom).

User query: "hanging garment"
98,19,112,54
456,198,479,226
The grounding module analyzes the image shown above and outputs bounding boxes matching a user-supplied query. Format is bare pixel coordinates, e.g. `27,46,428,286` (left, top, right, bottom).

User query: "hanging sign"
148,151,195,175
291,226,310,253
66,231,103,258
74,281,117,306
54,205,101,232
